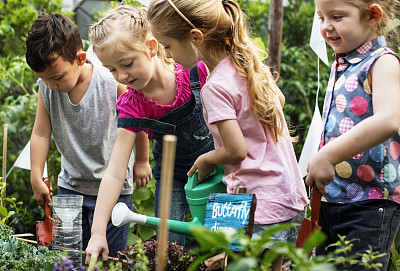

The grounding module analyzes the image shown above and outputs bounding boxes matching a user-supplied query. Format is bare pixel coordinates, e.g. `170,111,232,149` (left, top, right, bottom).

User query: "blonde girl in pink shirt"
85,5,213,265
148,1,309,270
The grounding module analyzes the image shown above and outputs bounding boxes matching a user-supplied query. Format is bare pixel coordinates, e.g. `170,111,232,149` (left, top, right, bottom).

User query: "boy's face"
34,55,81,93
315,0,373,55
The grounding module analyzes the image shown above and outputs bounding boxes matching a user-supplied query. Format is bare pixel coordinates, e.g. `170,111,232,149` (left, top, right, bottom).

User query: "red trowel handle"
311,185,322,230
43,177,52,221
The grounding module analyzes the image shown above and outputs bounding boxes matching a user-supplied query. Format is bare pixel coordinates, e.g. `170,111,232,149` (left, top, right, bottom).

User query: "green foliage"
0,178,26,227
237,0,270,45
280,44,332,155
283,0,315,47
0,0,72,57
0,0,67,234
189,226,386,271
0,56,37,101
91,0,144,22
126,141,157,243
129,180,157,242
325,235,386,271
188,225,333,271
0,224,60,271
117,239,206,271
0,93,51,233
389,248,400,271
117,239,150,270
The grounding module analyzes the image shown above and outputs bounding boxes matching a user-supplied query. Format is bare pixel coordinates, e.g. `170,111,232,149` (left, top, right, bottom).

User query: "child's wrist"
134,158,149,164
91,223,107,235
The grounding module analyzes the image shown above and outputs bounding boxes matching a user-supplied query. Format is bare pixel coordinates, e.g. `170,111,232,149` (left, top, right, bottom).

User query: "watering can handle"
187,169,212,189
43,178,52,221
311,185,322,230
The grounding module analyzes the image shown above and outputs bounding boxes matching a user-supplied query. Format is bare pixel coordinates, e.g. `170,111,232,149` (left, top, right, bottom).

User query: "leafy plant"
130,176,157,242
0,0,72,57
188,225,387,271
324,235,386,271
187,225,331,271
117,239,206,271
0,93,49,234
0,0,70,235
0,223,15,241
389,248,400,271
0,224,60,271
53,256,86,271
0,178,26,227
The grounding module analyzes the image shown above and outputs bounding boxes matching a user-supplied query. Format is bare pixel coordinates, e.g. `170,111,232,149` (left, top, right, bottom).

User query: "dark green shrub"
0,224,60,271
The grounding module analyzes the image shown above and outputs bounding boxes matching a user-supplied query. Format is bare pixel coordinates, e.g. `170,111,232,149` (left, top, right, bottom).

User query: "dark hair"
26,13,83,72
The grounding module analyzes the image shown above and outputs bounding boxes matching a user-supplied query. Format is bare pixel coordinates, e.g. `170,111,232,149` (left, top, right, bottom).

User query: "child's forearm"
213,119,247,164
134,131,149,163
320,113,399,165
91,128,136,234
91,175,125,235
30,90,52,186
203,146,246,165
307,112,399,193
188,121,247,180
30,133,50,185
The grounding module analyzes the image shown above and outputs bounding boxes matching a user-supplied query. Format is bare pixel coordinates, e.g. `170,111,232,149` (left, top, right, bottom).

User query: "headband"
166,0,197,29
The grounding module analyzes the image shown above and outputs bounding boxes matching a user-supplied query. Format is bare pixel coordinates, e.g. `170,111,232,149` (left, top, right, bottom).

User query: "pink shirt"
116,62,208,140
201,58,309,224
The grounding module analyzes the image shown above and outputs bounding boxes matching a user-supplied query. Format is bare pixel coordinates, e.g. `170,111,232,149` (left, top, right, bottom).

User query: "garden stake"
296,185,322,249
156,135,177,271
1,124,8,220
36,177,53,246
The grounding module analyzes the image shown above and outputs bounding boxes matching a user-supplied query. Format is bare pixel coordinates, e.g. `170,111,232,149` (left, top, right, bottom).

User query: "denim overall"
118,66,214,246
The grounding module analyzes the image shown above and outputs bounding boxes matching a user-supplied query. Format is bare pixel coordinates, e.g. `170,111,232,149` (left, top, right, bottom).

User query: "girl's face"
315,0,375,55
96,44,154,91
153,33,199,70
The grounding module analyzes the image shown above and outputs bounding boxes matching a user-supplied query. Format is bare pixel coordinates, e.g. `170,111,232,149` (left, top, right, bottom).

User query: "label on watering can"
203,193,256,236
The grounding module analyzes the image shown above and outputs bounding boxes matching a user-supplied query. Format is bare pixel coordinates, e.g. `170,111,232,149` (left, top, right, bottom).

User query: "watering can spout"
112,202,146,227
111,165,226,237
111,202,203,237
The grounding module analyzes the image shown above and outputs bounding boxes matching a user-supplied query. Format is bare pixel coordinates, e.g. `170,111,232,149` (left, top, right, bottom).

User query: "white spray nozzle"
111,202,147,227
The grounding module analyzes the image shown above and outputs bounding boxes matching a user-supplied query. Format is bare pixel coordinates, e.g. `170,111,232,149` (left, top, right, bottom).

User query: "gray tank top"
39,64,134,196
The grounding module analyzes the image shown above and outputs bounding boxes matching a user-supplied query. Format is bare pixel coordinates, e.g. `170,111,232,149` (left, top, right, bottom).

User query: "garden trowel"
296,185,322,248
36,177,52,247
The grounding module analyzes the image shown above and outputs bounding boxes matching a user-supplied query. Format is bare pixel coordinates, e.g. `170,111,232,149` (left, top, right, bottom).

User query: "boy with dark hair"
26,13,152,256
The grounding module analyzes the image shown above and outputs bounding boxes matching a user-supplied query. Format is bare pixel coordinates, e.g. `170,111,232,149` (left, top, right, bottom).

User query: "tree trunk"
268,0,284,82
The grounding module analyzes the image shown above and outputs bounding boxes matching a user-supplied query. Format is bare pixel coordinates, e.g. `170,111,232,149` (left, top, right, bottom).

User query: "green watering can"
111,165,226,237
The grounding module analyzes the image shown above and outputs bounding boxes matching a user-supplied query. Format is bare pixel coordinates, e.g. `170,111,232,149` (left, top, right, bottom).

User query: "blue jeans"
57,187,132,256
252,209,306,247
316,200,400,271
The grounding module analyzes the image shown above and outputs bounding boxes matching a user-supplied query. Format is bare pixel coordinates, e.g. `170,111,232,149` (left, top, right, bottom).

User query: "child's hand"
32,179,53,207
133,160,152,189
305,150,335,194
188,154,215,181
85,233,109,269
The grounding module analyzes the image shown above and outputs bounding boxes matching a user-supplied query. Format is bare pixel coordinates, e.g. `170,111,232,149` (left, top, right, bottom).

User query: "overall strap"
189,65,202,113
189,65,201,91
118,117,176,135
